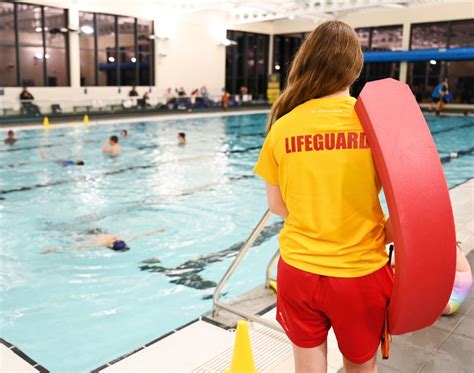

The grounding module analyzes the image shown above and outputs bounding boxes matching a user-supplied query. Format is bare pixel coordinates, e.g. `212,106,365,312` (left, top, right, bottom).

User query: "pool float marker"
83,114,90,126
355,78,456,335
42,116,50,127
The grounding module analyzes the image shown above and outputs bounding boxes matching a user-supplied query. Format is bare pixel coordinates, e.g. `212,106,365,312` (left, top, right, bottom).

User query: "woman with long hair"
254,21,392,372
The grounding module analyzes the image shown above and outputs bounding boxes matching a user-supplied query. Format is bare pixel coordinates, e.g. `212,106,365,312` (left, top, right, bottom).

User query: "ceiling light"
34,52,49,59
429,60,437,65
80,25,94,34
131,57,137,63
275,64,281,70
222,39,237,46
108,56,115,63
35,27,42,32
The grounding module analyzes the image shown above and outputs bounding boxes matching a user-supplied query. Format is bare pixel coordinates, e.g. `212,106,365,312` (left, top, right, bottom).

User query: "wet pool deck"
1,179,473,372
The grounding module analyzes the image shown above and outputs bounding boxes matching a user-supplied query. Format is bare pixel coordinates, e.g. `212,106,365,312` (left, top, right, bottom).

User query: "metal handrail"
212,209,283,332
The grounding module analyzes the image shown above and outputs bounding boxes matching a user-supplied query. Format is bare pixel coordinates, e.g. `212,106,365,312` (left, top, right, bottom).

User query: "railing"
212,209,283,332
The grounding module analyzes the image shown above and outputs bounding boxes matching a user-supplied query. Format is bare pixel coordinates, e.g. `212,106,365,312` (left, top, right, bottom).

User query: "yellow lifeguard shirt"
254,96,388,278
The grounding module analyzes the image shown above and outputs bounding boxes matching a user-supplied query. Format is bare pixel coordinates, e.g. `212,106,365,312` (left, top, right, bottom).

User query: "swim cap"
111,240,130,252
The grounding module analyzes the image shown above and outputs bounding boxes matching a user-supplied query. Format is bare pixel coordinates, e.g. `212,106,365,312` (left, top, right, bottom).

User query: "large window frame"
225,30,269,99
408,19,474,103
79,11,154,87
409,19,474,50
0,1,70,87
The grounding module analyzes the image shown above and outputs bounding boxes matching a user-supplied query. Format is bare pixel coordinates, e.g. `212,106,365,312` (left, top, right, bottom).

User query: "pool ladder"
212,209,283,332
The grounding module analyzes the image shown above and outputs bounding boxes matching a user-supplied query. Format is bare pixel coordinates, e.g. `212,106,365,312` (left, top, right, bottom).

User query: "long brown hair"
267,21,363,131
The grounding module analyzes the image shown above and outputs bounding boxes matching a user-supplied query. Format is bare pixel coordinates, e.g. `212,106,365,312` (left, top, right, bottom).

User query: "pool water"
0,113,472,372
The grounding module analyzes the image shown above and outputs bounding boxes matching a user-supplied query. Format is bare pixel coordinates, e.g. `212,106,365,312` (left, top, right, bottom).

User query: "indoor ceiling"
20,0,463,24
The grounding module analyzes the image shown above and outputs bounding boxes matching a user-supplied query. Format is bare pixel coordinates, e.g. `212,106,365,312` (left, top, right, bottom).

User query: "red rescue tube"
355,78,456,335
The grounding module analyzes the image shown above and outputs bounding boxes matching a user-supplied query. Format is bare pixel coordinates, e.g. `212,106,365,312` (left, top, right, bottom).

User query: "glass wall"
272,33,306,89
0,1,69,87
225,30,269,99
0,1,17,86
79,11,153,87
352,25,402,97
408,19,474,103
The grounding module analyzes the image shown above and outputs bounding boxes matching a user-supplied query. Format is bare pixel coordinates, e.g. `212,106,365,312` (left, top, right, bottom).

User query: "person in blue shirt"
431,78,450,115
40,149,84,166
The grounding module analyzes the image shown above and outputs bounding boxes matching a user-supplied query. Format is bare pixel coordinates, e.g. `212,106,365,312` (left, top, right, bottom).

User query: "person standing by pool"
102,135,121,156
254,21,392,373
40,149,84,167
431,78,450,116
42,228,166,254
4,130,17,145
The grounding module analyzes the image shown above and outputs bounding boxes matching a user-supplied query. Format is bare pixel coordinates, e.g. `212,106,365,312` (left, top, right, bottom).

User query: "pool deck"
1,179,473,372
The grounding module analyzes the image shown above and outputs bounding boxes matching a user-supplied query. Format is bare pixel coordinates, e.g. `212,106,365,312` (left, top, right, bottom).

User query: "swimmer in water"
121,129,128,137
178,132,186,145
42,228,166,254
102,135,121,155
40,149,84,166
4,130,17,145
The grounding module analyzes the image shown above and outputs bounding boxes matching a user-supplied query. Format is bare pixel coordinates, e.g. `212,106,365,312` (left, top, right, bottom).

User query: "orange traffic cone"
224,320,259,373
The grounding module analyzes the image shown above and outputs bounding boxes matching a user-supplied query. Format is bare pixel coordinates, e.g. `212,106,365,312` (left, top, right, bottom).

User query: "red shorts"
276,258,393,364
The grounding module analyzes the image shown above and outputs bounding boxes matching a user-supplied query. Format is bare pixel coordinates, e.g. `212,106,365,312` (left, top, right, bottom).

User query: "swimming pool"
0,112,472,372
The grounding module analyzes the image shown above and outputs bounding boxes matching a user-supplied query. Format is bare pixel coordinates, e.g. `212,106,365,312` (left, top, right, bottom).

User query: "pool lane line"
0,138,100,153
1,143,472,196
430,122,474,135
440,146,474,164
0,109,271,132
0,148,260,195
139,220,284,291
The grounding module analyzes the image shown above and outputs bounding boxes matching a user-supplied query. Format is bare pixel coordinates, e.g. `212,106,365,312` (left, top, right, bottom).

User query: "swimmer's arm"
265,183,288,218
42,242,100,254
39,149,49,160
124,228,166,241
384,218,393,244
102,145,112,153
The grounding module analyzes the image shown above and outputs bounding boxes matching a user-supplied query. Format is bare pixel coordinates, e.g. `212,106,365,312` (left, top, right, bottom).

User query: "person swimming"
42,228,165,254
178,132,186,145
102,135,121,155
40,149,84,166
4,130,17,145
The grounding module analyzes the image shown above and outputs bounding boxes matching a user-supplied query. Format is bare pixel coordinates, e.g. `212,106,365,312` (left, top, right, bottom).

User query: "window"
0,1,68,87
272,33,306,89
97,14,116,86
370,26,402,51
408,60,474,104
411,22,449,50
44,6,68,86
352,26,403,96
79,12,154,86
137,18,153,85
0,1,16,86
79,12,95,86
355,25,402,51
17,3,45,86
449,19,474,48
355,28,370,51
226,30,269,99
408,20,474,103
